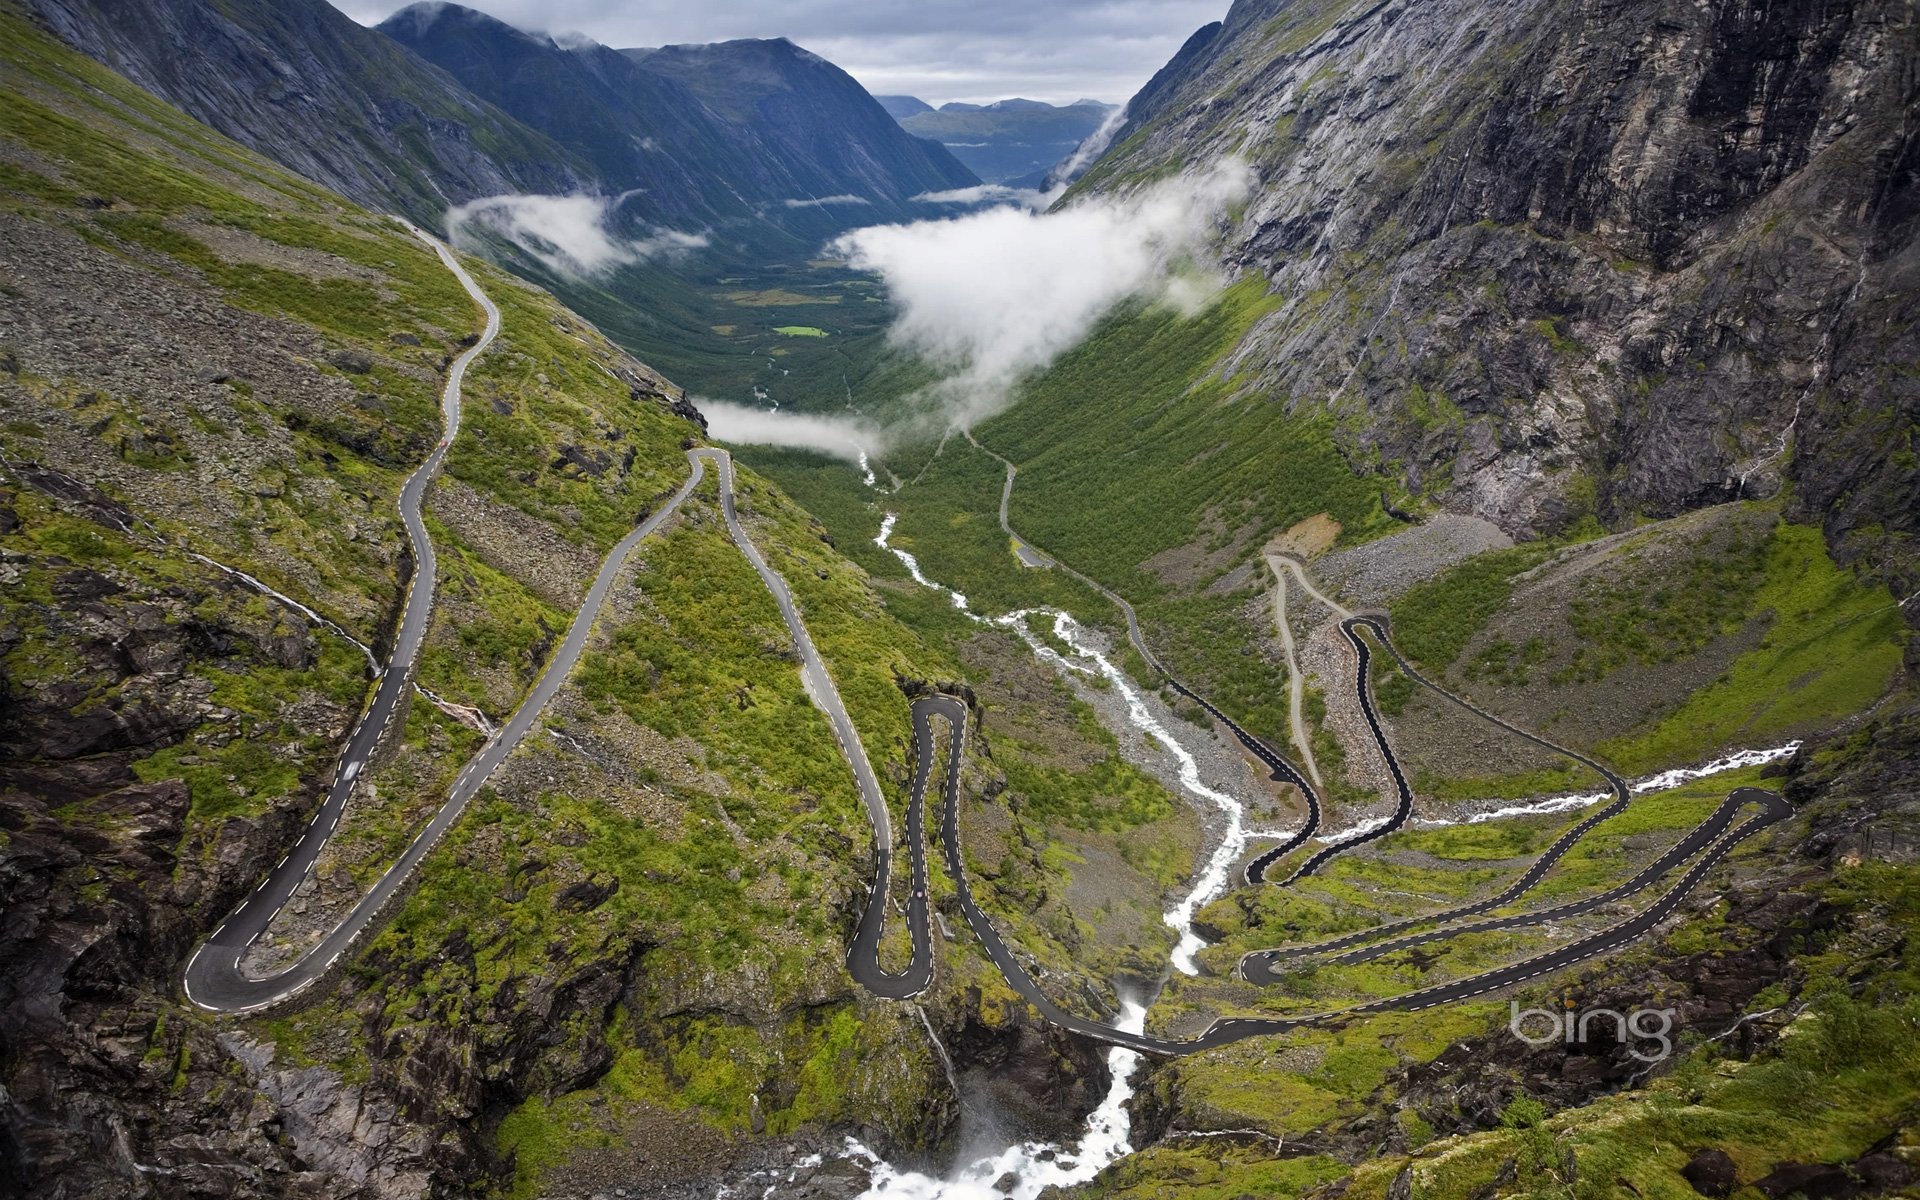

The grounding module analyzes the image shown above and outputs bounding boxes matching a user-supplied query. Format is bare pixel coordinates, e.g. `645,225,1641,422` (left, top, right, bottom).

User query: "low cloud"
446,193,707,279
784,194,872,209
1045,102,1128,188
696,401,881,462
911,183,1059,210
836,159,1253,427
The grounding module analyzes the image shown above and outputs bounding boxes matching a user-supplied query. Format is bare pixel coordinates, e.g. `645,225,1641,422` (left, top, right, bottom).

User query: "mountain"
379,4,976,237
894,96,1117,184
904,0,1916,1194
1067,0,1917,585
8,0,1920,1196
25,0,980,413
25,0,978,242
21,0,587,223
876,93,934,119
0,8,1106,1196
623,37,976,210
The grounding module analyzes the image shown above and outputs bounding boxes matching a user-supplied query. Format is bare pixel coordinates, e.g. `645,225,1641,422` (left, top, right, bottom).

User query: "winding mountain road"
960,432,1327,872
1263,619,1416,884
184,224,502,1013
908,695,1789,1054
1244,782,1765,981
915,435,1789,1053
175,237,1792,1063
845,702,947,999
1237,608,1641,969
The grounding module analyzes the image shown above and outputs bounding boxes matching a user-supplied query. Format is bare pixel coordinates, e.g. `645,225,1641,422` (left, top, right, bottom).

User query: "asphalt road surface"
959,431,1327,878
696,450,892,853
844,702,948,998
1263,619,1417,884
911,435,1792,1054
906,687,1789,1052
183,237,706,1013
178,262,1795,1055
184,225,502,1013
1239,610,1641,967
1246,782,1766,978
925,678,1789,1053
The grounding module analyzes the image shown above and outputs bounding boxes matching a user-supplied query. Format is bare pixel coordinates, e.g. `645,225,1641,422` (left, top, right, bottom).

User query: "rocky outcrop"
0,477,436,1196
941,989,1112,1144
1083,0,1919,604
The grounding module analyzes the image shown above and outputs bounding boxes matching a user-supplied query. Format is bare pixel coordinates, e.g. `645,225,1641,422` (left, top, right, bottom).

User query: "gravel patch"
1317,512,1514,604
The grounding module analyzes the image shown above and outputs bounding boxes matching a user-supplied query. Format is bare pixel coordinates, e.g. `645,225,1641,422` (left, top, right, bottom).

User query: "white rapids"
844,1002,1148,1200
1438,742,1802,826
872,514,1261,975
821,514,1270,1200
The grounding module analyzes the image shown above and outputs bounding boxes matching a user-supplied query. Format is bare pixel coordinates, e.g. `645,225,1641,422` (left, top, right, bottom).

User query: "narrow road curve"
171,258,1789,1056
686,450,926,997
1264,555,1324,792
1265,619,1416,884
183,224,501,1013
698,449,891,849
1239,612,1639,969
1350,788,1791,1017
897,443,1787,1051
1268,551,1354,622
1244,783,1764,981
845,702,948,998
914,694,1791,1054
960,431,1325,870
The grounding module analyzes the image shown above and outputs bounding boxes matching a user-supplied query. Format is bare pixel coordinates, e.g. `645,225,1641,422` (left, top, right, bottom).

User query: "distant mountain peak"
876,94,933,119
895,95,1120,183
384,1,528,41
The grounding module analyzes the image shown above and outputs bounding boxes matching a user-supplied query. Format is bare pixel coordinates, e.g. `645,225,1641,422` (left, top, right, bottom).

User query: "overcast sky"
324,0,1226,107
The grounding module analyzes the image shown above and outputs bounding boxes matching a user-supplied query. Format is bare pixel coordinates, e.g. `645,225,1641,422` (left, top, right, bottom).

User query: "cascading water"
1448,742,1802,825
839,515,1274,1197
872,515,1269,973
1046,612,1266,975
844,1001,1148,1200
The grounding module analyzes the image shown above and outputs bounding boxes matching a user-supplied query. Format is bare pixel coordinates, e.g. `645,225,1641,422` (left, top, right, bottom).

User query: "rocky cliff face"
23,0,588,225
0,467,436,1196
1080,0,1918,599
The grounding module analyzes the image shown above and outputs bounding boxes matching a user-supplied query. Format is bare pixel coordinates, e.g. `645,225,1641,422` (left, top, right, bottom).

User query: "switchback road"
176,239,1792,1060
184,224,502,1012
910,695,1790,1054
959,431,1327,878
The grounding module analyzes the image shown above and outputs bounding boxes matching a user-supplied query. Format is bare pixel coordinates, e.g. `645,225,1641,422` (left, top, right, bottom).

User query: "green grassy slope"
0,14,1008,1192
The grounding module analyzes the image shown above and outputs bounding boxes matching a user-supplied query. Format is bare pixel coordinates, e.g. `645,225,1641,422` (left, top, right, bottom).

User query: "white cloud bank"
446,193,707,279
910,183,1059,210
696,400,879,462
784,194,872,209
1045,101,1129,188
835,159,1253,426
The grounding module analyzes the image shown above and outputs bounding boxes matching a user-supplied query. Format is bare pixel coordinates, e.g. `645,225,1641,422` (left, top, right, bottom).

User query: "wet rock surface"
1091,0,1918,606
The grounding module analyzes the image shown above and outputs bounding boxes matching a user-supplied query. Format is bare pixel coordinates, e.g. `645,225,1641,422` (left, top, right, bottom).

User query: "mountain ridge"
380,1,975,238
22,0,589,223
892,95,1118,183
